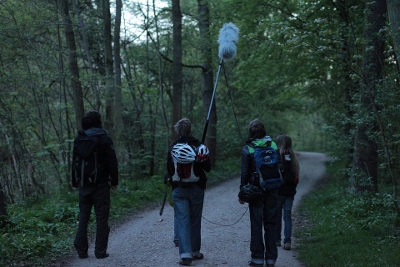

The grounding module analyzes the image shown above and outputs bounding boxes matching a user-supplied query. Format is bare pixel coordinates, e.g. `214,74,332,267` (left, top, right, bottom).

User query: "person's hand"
238,198,245,204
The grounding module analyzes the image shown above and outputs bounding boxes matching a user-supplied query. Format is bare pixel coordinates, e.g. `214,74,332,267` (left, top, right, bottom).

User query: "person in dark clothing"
275,134,299,250
166,118,211,266
71,110,118,260
238,119,278,267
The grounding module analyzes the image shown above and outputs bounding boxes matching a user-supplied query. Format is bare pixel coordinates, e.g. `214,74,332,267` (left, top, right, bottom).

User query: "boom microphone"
218,22,240,61
202,22,239,143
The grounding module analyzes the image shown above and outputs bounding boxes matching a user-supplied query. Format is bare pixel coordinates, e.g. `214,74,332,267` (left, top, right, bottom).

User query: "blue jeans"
276,195,294,244
249,189,278,265
172,185,204,259
174,212,179,244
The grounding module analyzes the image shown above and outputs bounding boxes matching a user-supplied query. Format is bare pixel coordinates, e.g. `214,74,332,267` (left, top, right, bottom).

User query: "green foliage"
296,160,400,267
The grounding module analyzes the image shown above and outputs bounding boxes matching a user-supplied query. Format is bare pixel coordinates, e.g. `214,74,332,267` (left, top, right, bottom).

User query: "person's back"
239,119,278,267
72,110,118,260
275,134,299,250
166,118,211,266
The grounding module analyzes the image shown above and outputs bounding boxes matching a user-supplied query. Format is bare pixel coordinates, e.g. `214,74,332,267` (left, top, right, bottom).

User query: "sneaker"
78,253,88,259
174,240,179,247
193,253,204,260
248,261,264,267
179,258,192,265
283,243,291,250
95,253,109,259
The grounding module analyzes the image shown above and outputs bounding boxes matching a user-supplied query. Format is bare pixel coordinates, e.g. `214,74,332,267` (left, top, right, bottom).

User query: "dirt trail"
58,152,331,267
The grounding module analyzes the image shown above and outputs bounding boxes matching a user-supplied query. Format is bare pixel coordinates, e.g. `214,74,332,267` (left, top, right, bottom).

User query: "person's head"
247,119,266,140
174,118,192,137
276,134,292,150
82,110,102,130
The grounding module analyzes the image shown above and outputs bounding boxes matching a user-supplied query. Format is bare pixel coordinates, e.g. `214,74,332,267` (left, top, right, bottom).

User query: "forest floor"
55,151,331,267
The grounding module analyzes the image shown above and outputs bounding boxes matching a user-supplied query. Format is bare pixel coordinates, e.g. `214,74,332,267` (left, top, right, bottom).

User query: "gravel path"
58,152,331,267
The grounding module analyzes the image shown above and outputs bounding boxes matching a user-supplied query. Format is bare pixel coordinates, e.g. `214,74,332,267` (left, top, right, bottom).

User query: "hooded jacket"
71,127,118,188
240,136,278,189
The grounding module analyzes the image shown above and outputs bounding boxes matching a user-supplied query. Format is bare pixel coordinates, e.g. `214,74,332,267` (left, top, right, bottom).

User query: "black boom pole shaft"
202,58,224,143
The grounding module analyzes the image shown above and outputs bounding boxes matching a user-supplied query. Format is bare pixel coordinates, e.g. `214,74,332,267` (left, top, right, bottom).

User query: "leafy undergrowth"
295,160,400,267
0,158,240,267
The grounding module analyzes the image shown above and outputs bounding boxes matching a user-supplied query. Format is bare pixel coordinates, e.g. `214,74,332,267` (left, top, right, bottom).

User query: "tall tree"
353,0,387,192
197,0,216,164
387,0,400,66
171,0,183,138
59,0,84,130
103,0,116,137
114,0,123,153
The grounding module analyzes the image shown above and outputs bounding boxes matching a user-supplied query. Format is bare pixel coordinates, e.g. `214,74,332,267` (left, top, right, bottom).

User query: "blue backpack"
249,139,283,191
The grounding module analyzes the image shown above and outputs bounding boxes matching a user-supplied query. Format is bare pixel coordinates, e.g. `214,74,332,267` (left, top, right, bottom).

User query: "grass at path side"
295,160,400,267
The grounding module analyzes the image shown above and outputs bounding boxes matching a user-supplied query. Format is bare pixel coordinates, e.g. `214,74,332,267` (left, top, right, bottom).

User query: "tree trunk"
59,0,84,130
387,0,400,66
336,0,358,176
197,0,216,164
0,189,7,217
353,0,386,193
113,0,123,155
171,0,183,139
103,0,115,138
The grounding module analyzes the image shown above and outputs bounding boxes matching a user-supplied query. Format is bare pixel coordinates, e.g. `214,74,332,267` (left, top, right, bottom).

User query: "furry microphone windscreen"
218,22,239,61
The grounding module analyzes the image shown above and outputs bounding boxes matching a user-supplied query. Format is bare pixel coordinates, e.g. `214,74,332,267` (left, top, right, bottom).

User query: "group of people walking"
165,118,299,267
70,112,299,267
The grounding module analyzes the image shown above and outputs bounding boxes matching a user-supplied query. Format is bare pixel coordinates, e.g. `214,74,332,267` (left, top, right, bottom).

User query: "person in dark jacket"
275,134,299,250
238,119,278,267
166,118,211,266
71,110,118,260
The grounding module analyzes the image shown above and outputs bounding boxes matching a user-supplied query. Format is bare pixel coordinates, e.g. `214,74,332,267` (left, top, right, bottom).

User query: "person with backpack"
275,134,299,251
71,110,118,260
238,119,278,267
166,118,211,266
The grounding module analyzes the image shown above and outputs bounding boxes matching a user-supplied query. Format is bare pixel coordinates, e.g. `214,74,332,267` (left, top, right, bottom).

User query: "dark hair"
174,118,192,137
276,134,300,176
82,110,102,130
248,119,266,140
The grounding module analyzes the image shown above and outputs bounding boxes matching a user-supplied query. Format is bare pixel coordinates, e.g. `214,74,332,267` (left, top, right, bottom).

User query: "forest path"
58,152,331,267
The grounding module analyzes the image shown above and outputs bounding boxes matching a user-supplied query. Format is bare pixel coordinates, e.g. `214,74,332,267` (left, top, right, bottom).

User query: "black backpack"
73,134,102,187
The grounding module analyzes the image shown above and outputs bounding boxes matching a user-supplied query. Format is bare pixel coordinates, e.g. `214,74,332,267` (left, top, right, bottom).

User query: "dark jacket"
71,128,118,188
278,150,298,196
166,134,211,190
240,136,278,189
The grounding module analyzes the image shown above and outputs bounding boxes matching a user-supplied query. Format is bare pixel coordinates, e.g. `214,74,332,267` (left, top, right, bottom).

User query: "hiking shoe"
193,252,204,260
78,253,88,259
179,258,192,265
283,242,291,250
248,261,264,267
95,253,109,259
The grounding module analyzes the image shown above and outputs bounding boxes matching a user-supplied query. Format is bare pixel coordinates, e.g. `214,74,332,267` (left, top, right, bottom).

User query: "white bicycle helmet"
171,143,196,164
196,144,209,162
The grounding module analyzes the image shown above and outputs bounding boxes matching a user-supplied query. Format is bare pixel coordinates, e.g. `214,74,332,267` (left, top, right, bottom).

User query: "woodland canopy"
0,0,400,216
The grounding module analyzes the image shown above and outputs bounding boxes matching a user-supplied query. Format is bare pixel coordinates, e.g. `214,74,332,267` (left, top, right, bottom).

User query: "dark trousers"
249,189,278,264
74,184,110,257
